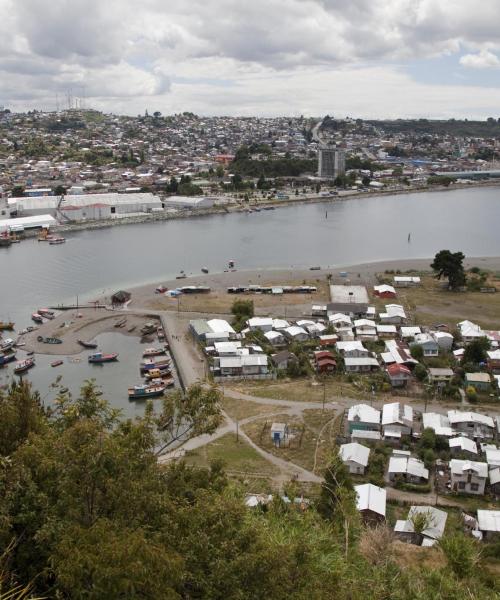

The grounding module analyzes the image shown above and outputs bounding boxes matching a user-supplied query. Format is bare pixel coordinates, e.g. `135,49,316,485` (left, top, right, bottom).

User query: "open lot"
221,394,283,421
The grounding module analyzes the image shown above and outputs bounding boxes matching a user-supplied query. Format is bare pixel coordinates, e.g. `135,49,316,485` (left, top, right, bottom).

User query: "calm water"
0,332,175,418
1,186,499,403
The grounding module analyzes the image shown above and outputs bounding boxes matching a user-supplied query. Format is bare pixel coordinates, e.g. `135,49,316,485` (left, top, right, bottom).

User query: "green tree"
462,337,490,366
431,250,466,290
440,533,481,579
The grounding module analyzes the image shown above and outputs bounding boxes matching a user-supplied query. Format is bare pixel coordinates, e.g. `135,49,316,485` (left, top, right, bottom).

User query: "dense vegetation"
366,118,500,138
0,381,498,599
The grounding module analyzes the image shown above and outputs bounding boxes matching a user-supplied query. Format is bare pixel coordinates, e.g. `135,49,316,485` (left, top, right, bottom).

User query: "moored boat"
14,357,35,374
0,321,15,331
144,367,172,380
140,357,170,372
128,383,166,400
31,313,43,323
0,352,16,366
142,347,166,357
49,237,66,245
51,360,64,367
88,352,119,363
37,336,63,344
201,267,209,273
38,308,55,319
77,339,98,349
149,376,174,387
0,338,15,352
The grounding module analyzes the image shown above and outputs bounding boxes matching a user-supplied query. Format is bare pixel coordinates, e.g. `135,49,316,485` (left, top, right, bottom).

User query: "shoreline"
20,255,500,357
53,179,500,234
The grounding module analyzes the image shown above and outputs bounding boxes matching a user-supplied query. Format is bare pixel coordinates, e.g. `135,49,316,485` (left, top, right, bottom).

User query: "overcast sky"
2,0,500,118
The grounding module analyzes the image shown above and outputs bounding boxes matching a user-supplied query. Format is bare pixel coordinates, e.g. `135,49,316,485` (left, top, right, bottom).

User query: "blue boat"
88,352,118,363
0,352,16,366
128,383,165,400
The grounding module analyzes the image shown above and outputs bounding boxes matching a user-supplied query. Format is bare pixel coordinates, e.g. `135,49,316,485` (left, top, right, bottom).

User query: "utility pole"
236,419,239,442
323,380,326,412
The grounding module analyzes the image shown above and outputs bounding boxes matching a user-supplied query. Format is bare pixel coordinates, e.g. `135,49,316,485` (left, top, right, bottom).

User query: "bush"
414,363,427,382
394,482,431,493
465,386,478,402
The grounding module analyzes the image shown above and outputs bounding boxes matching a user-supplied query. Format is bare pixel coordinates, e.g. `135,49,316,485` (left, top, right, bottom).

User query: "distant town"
1,109,500,238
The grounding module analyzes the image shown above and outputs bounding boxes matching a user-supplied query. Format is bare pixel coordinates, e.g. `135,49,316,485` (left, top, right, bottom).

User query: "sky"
2,0,500,119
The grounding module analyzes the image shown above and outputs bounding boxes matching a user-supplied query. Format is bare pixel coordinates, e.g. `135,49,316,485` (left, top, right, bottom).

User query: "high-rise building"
318,146,346,179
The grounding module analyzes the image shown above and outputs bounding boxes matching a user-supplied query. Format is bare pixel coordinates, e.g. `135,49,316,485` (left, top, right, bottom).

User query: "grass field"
230,378,366,403
242,409,338,473
374,273,500,329
221,394,283,421
185,433,281,478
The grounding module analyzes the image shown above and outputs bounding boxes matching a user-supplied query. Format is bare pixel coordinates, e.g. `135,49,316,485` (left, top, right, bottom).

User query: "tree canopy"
431,250,466,290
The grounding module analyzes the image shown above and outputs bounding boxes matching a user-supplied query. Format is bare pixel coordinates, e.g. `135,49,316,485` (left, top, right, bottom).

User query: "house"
264,330,286,346
450,459,488,495
207,319,236,338
487,350,500,372
432,331,454,351
477,510,500,540
382,402,413,436
381,339,417,367
388,456,429,484
351,429,382,443
449,436,478,457
247,317,273,333
489,468,500,496
328,286,369,317
428,368,454,387
218,355,269,377
283,326,309,342
400,326,421,340
272,319,290,330
314,351,337,373
336,340,370,357
213,341,242,356
344,356,380,373
386,363,412,387
339,443,370,474
374,284,397,298
393,276,421,287
376,324,398,339
271,422,289,446
305,322,326,337
465,372,491,392
355,483,386,524
271,351,297,371
354,319,377,340
412,333,439,357
347,404,381,433
328,313,352,328
422,412,454,438
448,410,495,440
394,506,447,546
319,334,338,347
485,447,500,469
379,304,407,325
458,320,485,344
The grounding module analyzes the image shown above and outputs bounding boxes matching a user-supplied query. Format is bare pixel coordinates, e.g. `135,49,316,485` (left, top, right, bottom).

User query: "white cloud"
2,0,500,115
460,49,500,69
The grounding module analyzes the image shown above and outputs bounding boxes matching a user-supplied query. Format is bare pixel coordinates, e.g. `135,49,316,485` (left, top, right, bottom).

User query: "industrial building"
318,146,346,179
0,214,56,233
163,196,215,210
9,192,163,221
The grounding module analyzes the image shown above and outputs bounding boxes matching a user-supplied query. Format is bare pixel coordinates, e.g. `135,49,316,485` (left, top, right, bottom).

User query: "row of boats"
128,344,174,400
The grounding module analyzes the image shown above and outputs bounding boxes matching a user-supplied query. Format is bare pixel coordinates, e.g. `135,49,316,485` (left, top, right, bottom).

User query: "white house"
388,456,429,484
283,326,309,342
247,317,273,333
379,304,407,325
394,276,421,287
344,356,380,373
422,412,454,438
354,319,377,340
382,402,413,436
432,331,454,351
339,443,370,474
413,333,439,357
449,436,478,457
355,483,386,523
448,410,495,440
457,320,485,343
400,326,422,340
348,404,381,433
395,506,447,546
450,459,488,495
264,330,286,346
477,510,500,540
336,340,370,357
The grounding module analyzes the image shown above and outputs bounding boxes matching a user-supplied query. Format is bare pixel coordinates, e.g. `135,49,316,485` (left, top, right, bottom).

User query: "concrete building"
163,196,215,210
318,146,345,179
450,459,488,495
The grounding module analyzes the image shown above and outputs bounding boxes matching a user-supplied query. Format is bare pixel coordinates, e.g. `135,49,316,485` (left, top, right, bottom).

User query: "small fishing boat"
143,347,166,357
128,383,166,400
157,327,165,340
0,321,14,331
37,336,63,344
228,259,235,268
0,352,16,366
127,325,136,333
51,360,64,367
140,322,156,335
0,338,15,352
49,237,66,245
149,376,175,387
38,308,55,319
201,267,209,274
77,339,98,349
140,357,170,372
31,313,43,323
88,352,119,363
175,273,187,280
114,318,127,328
144,367,171,380
14,357,35,374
